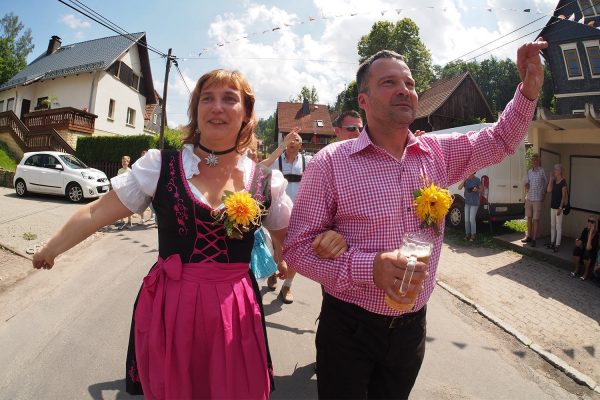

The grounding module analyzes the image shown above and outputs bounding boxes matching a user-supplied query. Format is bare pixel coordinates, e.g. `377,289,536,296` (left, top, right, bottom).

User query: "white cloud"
164,0,556,124
60,14,91,29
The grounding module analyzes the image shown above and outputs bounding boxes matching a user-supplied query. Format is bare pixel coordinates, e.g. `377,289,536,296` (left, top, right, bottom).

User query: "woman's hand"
312,230,348,259
32,245,56,270
277,260,288,279
557,208,562,216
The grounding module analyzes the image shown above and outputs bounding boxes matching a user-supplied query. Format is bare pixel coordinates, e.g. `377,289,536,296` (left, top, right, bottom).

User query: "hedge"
75,128,183,163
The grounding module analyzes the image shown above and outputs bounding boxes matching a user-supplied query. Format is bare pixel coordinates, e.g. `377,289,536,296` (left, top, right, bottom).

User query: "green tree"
357,19,434,93
334,81,360,115
436,57,556,115
435,57,520,115
256,112,276,150
0,13,34,85
292,85,319,103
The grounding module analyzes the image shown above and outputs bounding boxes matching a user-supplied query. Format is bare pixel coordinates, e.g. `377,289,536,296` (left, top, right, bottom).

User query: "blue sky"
4,0,558,125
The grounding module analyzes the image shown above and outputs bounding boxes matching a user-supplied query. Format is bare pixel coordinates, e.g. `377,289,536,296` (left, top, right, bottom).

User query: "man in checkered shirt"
283,39,548,399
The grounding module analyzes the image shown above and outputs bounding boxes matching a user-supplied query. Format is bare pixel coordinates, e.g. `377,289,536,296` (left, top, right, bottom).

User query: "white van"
428,123,527,228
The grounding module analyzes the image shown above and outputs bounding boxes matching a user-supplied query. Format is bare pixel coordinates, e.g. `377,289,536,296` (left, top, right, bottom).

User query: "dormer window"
584,40,600,78
578,0,600,17
560,43,584,80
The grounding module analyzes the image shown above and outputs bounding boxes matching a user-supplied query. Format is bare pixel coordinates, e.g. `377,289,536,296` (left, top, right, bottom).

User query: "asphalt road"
0,225,595,399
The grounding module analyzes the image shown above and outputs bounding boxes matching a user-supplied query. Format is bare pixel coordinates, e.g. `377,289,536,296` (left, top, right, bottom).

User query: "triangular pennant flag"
558,14,566,19
284,23,292,27
350,13,358,16
309,16,316,21
579,16,585,23
396,9,402,14
568,13,575,21
381,11,386,16
524,9,531,12
588,21,595,27
272,27,280,31
262,30,269,34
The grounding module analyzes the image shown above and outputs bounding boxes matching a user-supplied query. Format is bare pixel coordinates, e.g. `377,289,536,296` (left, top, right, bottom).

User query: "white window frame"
0,100,4,112
583,40,600,78
126,107,136,127
572,109,585,115
578,0,600,17
108,99,115,121
153,113,157,124
6,98,14,112
560,43,585,80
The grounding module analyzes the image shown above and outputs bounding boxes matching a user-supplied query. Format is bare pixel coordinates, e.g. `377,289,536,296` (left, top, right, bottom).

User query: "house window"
0,100,4,112
578,0,600,16
131,73,140,90
153,113,157,124
126,107,136,127
108,99,115,120
316,120,324,127
584,40,600,77
36,97,49,110
560,44,584,79
317,137,329,144
6,98,14,112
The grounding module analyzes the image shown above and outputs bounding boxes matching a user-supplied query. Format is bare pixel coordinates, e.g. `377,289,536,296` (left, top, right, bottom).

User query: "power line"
56,0,167,58
452,0,593,63
69,0,167,56
173,61,192,96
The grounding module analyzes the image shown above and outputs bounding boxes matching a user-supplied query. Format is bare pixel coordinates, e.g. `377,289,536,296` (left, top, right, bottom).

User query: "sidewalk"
437,239,600,387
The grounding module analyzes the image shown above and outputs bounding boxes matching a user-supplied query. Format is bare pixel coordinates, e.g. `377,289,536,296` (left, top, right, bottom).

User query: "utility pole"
159,48,174,150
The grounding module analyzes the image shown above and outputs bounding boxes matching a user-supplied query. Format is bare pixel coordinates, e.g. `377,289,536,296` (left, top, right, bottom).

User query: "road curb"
436,280,599,393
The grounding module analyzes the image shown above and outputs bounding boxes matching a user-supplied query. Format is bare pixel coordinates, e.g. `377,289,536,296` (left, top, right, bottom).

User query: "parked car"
427,123,527,228
13,151,109,202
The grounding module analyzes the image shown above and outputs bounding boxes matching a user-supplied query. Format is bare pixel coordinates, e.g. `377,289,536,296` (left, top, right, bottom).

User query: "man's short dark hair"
334,110,362,127
356,50,406,93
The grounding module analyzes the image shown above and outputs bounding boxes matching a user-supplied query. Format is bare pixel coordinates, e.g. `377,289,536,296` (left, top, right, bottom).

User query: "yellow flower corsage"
413,178,453,235
212,191,266,240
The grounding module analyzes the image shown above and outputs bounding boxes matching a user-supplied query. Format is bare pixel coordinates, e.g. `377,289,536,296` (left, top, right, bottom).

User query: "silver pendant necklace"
196,143,237,167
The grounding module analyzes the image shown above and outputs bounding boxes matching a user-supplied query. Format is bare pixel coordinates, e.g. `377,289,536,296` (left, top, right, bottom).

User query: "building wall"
529,125,600,239
0,73,93,117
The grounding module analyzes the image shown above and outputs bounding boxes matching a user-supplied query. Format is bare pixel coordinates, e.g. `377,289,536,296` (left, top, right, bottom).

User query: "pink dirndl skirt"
134,254,270,399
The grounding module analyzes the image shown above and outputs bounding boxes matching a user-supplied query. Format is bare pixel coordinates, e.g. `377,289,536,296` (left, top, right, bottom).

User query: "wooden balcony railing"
0,111,75,154
23,107,97,134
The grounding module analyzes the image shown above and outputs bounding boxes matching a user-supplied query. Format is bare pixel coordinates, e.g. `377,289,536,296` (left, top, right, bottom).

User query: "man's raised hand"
517,38,548,101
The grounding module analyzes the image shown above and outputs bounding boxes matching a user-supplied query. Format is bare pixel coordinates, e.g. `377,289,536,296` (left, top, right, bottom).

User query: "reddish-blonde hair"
183,69,257,153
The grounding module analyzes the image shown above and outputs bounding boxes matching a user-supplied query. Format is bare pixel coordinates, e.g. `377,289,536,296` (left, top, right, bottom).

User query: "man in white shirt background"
268,133,312,303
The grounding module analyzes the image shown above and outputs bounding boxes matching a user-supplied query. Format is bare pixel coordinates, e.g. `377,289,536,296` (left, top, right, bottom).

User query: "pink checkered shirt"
283,88,537,316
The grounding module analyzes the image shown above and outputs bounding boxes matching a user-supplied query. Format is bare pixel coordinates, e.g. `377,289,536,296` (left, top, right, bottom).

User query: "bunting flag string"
180,5,600,60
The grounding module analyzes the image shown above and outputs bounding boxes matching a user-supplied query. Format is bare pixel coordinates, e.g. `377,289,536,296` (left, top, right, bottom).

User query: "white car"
13,151,110,202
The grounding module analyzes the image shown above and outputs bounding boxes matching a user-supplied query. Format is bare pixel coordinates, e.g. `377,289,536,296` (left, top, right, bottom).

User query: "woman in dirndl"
33,69,348,399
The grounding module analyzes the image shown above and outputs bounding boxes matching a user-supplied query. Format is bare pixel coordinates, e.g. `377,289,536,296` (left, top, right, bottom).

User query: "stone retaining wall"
0,169,15,188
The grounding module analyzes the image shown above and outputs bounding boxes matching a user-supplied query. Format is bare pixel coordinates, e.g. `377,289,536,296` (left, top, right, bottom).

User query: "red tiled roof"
416,72,469,119
144,103,157,121
276,102,335,136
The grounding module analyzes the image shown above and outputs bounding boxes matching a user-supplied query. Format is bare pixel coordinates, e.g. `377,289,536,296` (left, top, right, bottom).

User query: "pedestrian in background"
546,163,568,252
522,153,547,247
571,216,599,281
458,172,481,242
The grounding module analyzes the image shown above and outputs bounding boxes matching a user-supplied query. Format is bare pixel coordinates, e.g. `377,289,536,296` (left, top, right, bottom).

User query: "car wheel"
447,199,464,228
66,183,84,203
15,179,28,197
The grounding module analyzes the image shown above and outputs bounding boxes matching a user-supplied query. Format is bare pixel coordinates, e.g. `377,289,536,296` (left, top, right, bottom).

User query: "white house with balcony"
0,32,161,156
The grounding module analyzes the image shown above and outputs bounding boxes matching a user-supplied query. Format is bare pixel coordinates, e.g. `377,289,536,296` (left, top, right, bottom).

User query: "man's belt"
284,174,302,183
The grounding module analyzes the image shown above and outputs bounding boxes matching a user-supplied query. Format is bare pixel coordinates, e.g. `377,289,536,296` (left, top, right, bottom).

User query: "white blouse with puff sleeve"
110,144,292,230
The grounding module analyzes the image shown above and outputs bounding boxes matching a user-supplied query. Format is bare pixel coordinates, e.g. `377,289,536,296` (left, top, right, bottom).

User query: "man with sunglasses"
334,110,364,140
284,38,548,398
